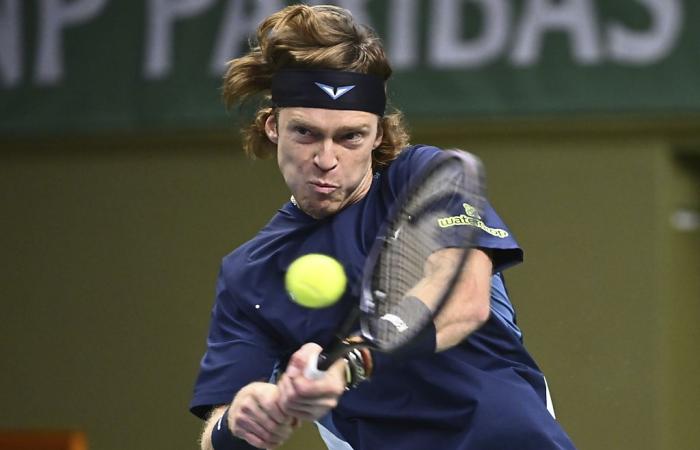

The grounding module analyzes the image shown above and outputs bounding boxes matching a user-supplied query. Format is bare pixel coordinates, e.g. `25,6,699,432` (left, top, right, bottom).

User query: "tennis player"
190,4,576,450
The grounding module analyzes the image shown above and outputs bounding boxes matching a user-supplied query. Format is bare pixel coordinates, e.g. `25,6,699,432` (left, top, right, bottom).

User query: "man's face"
266,107,383,219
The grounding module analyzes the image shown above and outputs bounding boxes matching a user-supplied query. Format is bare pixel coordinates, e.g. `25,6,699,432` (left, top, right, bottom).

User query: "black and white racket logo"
379,313,408,332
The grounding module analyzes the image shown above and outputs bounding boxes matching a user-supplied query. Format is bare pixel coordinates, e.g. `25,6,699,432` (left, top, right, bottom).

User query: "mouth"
309,180,339,195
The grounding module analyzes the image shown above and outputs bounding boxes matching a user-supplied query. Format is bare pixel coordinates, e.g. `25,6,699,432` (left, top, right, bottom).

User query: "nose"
313,139,338,171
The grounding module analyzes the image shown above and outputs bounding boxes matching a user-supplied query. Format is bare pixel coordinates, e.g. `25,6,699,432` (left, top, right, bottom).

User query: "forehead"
279,107,378,129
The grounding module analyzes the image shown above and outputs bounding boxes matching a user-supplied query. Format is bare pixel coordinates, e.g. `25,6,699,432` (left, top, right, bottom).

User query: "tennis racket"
304,149,486,378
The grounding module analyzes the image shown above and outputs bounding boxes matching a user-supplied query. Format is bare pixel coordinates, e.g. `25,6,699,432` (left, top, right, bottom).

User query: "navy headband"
271,69,386,116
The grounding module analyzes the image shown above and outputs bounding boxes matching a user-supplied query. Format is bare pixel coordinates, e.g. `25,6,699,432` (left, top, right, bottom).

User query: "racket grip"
303,352,325,380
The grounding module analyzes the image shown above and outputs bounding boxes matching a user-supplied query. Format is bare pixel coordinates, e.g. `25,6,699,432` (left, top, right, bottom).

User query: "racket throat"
317,336,364,371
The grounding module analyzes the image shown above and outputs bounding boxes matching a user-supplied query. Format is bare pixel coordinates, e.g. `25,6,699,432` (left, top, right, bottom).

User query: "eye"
342,131,363,142
294,126,311,136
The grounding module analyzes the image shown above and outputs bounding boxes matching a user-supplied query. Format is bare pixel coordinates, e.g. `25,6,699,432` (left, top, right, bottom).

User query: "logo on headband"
314,82,355,100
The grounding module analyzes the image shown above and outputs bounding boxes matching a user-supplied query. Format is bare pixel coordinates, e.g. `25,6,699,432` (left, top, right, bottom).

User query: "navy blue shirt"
191,145,575,450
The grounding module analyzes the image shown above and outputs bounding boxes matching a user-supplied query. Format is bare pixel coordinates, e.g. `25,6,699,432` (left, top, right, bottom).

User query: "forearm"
200,405,228,450
408,248,493,352
434,249,492,350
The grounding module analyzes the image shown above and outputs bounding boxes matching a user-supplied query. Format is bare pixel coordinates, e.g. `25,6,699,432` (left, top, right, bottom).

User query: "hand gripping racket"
304,149,486,379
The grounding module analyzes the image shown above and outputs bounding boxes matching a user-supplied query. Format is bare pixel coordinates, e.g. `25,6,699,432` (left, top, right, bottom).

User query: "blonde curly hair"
222,4,409,170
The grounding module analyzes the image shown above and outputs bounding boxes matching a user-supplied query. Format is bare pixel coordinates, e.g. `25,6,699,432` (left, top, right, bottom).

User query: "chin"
302,200,340,219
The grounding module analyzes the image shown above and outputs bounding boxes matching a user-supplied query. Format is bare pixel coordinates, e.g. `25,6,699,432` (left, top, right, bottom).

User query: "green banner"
2,0,699,134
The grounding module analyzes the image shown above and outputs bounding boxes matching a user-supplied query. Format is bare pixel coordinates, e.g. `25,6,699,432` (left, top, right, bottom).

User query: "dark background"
2,1,699,449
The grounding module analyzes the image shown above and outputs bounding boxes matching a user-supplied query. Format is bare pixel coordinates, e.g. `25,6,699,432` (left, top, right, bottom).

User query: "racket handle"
303,352,326,380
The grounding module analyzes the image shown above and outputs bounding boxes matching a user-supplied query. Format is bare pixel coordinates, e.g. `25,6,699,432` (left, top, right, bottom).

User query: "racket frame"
314,149,485,372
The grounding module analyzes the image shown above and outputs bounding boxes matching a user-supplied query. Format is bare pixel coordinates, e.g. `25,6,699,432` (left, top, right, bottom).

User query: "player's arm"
408,247,493,352
200,405,228,450
277,250,493,407
199,382,297,450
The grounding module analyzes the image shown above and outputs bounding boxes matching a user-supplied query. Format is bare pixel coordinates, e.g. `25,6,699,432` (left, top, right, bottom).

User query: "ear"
264,114,278,144
373,118,384,149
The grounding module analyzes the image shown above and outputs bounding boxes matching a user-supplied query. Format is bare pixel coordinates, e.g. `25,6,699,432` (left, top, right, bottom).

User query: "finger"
281,387,339,419
279,383,334,420
237,430,267,449
286,343,323,377
280,378,342,415
246,398,298,442
282,404,334,422
279,374,332,406
233,400,285,443
257,412,295,442
290,372,344,399
240,430,284,450
285,399,339,413
277,375,297,415
235,413,291,448
278,372,343,422
231,410,271,442
269,399,293,425
234,417,279,449
278,407,318,422
283,396,339,413
257,386,293,425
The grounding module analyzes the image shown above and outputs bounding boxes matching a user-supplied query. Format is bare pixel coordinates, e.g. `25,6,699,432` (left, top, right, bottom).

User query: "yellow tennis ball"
285,254,347,308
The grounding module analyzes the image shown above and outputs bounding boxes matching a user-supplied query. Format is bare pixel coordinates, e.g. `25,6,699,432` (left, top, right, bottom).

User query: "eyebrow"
287,118,372,134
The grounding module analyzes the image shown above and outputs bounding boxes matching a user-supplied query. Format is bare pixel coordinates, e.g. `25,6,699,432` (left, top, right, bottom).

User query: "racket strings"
369,159,477,349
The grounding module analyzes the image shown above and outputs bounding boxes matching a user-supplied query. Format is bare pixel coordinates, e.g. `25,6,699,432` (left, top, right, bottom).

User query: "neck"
344,169,374,206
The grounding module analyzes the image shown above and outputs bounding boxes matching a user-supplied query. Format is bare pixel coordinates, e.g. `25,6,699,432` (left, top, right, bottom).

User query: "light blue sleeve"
489,272,522,340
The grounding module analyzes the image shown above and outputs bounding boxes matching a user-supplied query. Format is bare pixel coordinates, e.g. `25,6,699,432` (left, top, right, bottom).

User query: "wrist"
211,407,259,450
342,339,374,389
